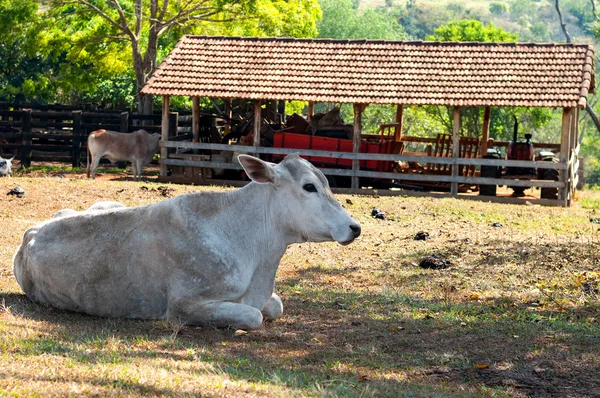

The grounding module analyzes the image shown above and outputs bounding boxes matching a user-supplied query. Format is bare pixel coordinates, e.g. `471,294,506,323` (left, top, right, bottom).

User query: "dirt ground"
1,167,599,397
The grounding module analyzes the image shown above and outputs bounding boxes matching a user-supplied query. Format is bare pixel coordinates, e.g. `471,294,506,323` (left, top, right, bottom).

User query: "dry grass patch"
1,168,599,397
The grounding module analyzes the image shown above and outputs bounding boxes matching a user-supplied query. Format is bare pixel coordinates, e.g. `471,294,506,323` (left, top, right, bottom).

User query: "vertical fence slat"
120,111,130,133
21,110,32,167
72,110,82,167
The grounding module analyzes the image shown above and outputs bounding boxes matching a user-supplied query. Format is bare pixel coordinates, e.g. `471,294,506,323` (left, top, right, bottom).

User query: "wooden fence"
0,108,197,167
159,141,575,207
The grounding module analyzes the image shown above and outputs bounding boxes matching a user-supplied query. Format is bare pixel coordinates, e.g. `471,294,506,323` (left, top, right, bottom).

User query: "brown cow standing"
87,129,161,181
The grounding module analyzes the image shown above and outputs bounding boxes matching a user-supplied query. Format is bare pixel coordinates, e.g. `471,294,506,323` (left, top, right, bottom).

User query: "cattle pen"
150,37,592,206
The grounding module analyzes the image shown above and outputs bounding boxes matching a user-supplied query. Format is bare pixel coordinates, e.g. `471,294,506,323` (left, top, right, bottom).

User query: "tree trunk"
134,27,160,115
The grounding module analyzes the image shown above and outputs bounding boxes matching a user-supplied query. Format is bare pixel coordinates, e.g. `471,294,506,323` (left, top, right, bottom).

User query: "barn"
141,36,595,206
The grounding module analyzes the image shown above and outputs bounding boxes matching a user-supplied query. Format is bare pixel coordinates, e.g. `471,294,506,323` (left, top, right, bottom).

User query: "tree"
489,2,507,16
426,19,518,42
48,0,321,114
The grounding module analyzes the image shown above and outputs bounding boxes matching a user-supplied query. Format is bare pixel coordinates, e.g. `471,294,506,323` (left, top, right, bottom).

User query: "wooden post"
21,110,32,167
559,107,572,203
160,96,170,177
71,110,82,168
168,112,179,138
307,101,314,122
571,107,579,156
253,100,261,149
277,100,286,124
450,107,461,197
395,104,404,142
192,97,200,143
120,111,130,133
481,106,491,156
352,103,364,190
570,107,579,201
224,98,233,134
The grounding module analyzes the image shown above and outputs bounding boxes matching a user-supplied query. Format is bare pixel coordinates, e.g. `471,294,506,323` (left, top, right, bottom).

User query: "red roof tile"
141,36,595,108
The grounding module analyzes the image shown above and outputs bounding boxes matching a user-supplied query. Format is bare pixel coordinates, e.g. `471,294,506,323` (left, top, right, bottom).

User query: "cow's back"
88,130,138,162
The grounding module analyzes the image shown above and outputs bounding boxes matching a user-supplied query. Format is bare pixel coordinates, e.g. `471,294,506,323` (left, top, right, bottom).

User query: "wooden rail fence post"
481,106,491,156
451,107,461,197
395,104,404,143
168,112,179,138
559,107,572,204
120,111,130,133
71,110,82,167
21,110,32,167
160,96,170,177
254,100,261,152
192,97,200,143
352,103,365,190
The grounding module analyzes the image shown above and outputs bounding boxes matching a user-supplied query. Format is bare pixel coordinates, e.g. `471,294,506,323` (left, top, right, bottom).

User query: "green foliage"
581,117,600,186
318,0,406,40
489,2,507,16
426,19,518,42
285,101,308,116
509,0,538,21
216,0,321,37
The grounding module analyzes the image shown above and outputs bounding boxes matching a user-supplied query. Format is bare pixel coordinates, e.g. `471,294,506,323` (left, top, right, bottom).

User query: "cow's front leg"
262,293,283,319
168,298,263,330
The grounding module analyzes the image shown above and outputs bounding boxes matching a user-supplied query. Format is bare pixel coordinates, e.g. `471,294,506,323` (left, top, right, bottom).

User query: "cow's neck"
219,182,291,251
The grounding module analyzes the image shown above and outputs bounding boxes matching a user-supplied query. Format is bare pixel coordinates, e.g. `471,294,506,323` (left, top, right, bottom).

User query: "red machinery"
272,129,396,172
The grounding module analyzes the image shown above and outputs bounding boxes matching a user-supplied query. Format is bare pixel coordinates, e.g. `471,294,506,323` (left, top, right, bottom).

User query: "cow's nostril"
349,224,361,238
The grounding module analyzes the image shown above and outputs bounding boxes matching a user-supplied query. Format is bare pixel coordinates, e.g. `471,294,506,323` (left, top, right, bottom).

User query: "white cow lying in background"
87,129,161,181
0,155,14,177
13,154,361,330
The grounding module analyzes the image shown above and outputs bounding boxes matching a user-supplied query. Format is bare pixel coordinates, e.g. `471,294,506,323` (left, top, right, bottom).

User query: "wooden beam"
352,103,364,190
559,107,572,203
450,107,461,196
307,101,314,122
160,96,170,177
192,97,200,143
395,104,404,142
481,106,491,156
253,100,261,149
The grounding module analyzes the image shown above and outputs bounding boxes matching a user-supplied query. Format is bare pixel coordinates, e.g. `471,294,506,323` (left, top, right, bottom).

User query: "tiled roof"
141,36,595,108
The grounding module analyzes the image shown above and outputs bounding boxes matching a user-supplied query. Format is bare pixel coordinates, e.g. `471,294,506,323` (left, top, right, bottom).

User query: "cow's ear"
238,155,275,184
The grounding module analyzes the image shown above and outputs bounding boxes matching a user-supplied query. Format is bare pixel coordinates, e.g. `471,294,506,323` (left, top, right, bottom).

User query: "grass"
1,168,600,397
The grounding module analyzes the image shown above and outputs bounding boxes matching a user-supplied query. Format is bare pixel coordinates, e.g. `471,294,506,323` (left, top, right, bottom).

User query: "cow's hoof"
235,309,263,330
262,293,283,319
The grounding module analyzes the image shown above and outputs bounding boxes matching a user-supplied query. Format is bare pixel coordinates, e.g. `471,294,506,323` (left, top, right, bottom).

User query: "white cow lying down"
13,154,361,329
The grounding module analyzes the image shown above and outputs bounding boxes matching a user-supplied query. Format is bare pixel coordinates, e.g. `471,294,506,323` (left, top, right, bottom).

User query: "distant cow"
13,154,361,330
87,129,161,181
0,155,14,177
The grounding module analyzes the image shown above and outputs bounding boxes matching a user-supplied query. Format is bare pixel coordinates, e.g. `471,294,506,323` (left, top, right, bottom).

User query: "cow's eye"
303,183,317,193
